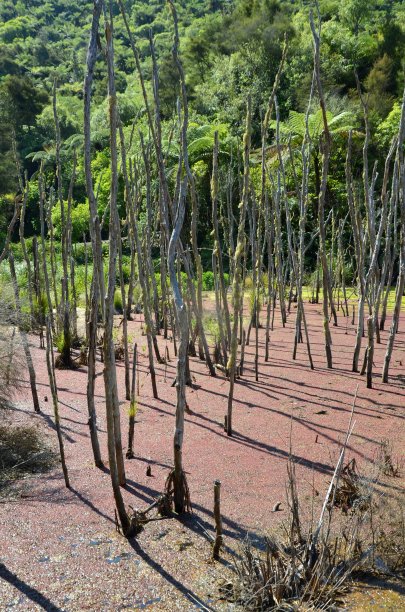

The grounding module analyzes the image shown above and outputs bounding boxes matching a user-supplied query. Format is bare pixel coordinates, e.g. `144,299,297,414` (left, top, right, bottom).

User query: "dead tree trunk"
227,97,251,437
103,9,126,490
382,88,405,382
38,166,55,334
311,13,334,367
86,276,103,468
167,0,193,512
8,252,40,413
53,83,74,369
45,318,70,488
126,342,137,459
118,124,159,399
212,131,231,354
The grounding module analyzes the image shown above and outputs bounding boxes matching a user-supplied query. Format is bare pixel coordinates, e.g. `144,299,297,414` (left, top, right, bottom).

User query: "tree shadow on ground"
0,563,62,611
127,537,217,611
125,477,266,548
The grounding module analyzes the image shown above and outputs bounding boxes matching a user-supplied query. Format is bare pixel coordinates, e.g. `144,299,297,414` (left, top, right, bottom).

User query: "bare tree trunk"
212,480,223,559
311,13,334,367
0,200,20,266
84,0,105,318
118,235,131,400
212,131,231,350
53,83,74,369
8,252,40,413
126,342,137,459
45,318,70,488
45,189,59,327
213,250,228,366
381,87,405,381
366,316,374,389
38,166,55,334
227,97,251,437
67,157,78,342
86,276,103,468
32,237,45,348
118,124,159,399
126,234,136,320
182,250,216,376
275,99,314,370
84,234,90,342
104,8,126,489
139,133,163,350
264,194,275,362
18,175,35,327
166,0,193,512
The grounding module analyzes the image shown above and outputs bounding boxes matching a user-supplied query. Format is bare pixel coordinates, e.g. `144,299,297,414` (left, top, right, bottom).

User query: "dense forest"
1,1,405,610
1,0,404,247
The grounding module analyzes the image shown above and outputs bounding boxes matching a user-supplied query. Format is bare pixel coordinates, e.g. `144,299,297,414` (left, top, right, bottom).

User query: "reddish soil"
1,299,404,610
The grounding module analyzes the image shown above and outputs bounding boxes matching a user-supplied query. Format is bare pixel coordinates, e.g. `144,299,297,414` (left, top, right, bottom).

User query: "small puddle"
90,538,113,546
106,552,135,564
132,597,162,609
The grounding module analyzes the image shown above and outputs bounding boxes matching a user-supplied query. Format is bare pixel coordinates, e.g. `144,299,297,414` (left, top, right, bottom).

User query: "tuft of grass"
128,399,138,418
54,331,66,354
203,314,219,340
376,439,400,478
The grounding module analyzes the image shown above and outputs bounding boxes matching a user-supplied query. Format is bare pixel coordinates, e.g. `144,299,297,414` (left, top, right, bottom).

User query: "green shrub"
33,292,47,324
52,201,90,243
202,270,215,290
122,262,131,284
114,289,123,314
244,275,253,290
203,314,219,339
54,331,66,354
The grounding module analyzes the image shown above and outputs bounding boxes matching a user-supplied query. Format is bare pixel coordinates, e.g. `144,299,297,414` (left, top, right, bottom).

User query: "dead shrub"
224,436,404,611
376,439,400,478
0,290,25,408
374,502,405,576
331,458,372,514
225,459,369,610
0,423,56,494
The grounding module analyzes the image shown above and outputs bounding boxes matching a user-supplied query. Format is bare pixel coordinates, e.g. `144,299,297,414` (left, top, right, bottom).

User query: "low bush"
0,423,56,494
202,270,214,290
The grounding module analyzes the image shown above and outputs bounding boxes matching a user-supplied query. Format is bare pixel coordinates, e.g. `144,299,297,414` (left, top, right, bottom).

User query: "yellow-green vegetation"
203,313,220,340
128,399,138,419
301,286,405,311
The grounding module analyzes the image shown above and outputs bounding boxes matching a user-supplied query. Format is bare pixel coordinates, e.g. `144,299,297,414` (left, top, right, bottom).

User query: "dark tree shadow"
127,539,216,611
0,563,62,611
69,486,116,526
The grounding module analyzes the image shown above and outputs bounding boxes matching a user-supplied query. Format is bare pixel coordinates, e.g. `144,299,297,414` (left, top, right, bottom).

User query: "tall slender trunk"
8,253,40,413
86,276,103,468
212,131,231,348
126,342,137,459
311,14,334,367
227,97,251,437
45,318,70,488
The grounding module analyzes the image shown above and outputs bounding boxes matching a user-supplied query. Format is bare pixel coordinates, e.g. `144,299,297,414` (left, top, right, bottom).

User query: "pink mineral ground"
1,300,404,610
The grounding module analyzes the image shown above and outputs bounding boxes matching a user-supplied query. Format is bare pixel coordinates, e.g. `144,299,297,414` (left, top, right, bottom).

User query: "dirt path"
1,301,404,610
